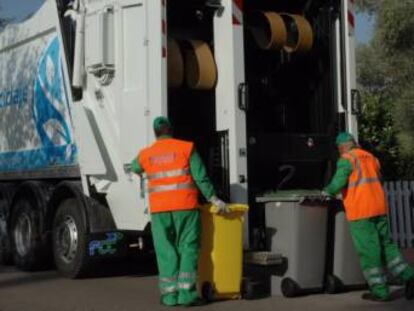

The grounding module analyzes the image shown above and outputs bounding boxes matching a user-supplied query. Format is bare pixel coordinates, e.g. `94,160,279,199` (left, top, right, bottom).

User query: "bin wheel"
325,275,343,294
201,282,215,302
242,277,257,300
281,278,300,298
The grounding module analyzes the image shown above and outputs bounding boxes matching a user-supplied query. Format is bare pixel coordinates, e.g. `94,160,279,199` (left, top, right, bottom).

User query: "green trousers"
349,215,414,299
151,210,201,306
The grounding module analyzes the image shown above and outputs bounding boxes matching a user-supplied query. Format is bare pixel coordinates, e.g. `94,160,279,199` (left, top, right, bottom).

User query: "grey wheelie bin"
325,202,366,293
258,191,328,297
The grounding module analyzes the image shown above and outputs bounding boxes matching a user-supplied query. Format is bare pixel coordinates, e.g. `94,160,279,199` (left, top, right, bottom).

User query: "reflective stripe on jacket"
342,148,388,221
139,138,199,213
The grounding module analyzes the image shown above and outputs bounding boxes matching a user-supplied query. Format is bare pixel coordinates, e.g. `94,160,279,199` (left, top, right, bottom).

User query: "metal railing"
385,181,414,248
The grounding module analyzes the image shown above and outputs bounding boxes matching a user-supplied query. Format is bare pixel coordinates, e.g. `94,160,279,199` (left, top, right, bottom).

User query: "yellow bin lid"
201,203,249,214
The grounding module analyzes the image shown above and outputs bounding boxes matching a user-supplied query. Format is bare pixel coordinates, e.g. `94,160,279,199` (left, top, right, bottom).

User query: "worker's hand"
123,163,133,174
209,196,230,215
320,190,333,203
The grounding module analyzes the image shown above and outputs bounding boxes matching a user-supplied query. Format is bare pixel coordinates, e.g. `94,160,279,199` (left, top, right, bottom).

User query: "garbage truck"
0,0,359,280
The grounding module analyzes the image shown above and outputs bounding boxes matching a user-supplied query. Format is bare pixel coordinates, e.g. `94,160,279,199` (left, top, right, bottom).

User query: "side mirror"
351,89,361,116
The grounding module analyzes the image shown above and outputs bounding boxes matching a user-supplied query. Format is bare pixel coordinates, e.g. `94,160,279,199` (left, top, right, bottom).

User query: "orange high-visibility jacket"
138,138,199,213
342,148,388,221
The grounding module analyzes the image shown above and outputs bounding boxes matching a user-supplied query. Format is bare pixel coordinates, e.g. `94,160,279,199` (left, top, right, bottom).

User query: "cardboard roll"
249,11,287,50
280,14,313,53
184,40,217,90
167,38,184,88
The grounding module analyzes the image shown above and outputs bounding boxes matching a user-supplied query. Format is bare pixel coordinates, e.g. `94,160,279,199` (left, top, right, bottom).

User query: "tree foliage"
358,90,414,179
357,0,414,179
356,0,384,14
395,88,414,154
356,43,388,93
378,1,414,55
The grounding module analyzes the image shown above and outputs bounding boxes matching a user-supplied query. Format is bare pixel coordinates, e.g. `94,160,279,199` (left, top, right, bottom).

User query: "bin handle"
202,203,249,214
238,83,249,111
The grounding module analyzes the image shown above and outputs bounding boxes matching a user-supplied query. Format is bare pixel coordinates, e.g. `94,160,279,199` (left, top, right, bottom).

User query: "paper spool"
167,39,184,88
250,11,287,50
184,40,217,90
280,14,313,53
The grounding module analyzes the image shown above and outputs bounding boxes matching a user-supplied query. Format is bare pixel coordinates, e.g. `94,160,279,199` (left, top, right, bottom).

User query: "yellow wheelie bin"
198,204,249,301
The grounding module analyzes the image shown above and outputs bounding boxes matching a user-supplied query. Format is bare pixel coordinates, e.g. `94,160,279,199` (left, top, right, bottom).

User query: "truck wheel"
0,233,12,265
53,198,91,278
11,199,47,270
0,221,12,265
0,184,12,265
0,202,12,265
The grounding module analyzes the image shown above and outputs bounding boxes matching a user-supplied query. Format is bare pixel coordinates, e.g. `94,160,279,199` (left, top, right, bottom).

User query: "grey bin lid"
256,189,322,203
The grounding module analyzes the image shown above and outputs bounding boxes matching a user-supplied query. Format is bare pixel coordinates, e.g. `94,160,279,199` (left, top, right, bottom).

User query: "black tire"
10,198,49,270
281,278,300,298
325,274,343,294
201,282,215,302
0,193,12,265
52,198,91,278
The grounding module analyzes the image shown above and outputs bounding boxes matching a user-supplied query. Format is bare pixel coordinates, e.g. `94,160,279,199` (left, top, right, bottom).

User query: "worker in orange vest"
323,132,414,302
130,116,228,307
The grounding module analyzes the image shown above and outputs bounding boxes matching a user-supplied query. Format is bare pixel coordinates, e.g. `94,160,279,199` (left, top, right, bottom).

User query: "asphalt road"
1,259,413,311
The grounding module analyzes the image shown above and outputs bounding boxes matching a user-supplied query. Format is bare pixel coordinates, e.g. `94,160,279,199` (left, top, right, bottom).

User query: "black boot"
405,278,414,300
361,292,390,302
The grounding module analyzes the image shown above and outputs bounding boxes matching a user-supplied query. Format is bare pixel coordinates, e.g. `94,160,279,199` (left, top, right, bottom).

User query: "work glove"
209,195,230,215
320,190,333,203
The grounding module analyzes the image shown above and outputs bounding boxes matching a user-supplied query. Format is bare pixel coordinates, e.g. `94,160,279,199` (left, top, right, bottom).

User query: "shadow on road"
389,288,405,301
0,270,59,289
0,254,158,289
86,255,158,279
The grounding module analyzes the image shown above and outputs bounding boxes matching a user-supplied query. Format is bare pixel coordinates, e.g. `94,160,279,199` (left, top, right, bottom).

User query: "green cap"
153,116,171,131
336,132,355,146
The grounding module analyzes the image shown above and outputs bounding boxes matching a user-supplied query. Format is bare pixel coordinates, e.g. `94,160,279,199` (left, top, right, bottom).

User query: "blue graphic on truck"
34,37,72,148
0,36,77,172
89,232,125,256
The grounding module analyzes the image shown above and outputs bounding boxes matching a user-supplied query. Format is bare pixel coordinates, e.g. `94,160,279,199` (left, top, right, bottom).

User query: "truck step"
244,252,283,266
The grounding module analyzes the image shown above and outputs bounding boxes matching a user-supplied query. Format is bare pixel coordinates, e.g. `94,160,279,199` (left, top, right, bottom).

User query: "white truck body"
0,0,158,231
0,4,76,176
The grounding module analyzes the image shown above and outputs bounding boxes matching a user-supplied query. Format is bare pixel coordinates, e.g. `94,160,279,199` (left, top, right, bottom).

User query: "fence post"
387,182,400,246
402,182,413,248
396,181,407,248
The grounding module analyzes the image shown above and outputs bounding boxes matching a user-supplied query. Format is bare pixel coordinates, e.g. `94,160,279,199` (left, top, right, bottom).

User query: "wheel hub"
0,214,7,237
14,213,32,257
56,216,78,263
